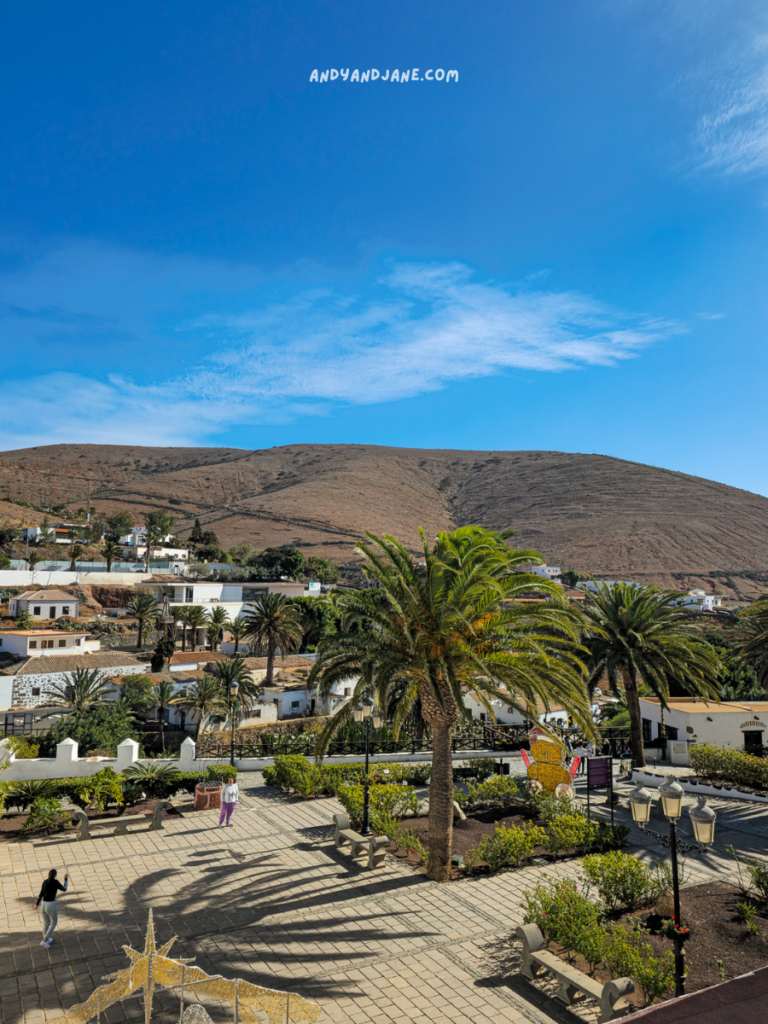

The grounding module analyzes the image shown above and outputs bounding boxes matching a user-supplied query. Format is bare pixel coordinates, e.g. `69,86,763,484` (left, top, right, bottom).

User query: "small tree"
243,592,303,686
172,675,227,741
185,605,209,653
127,593,158,649
101,540,122,572
45,668,110,716
16,608,35,630
153,680,177,751
227,615,248,654
68,543,85,573
207,606,229,651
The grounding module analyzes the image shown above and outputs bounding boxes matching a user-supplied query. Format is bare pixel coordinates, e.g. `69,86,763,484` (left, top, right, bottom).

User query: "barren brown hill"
2,444,768,591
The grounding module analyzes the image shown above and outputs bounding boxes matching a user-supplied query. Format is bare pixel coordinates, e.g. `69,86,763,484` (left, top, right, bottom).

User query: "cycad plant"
243,593,303,686
171,674,227,741
581,583,722,767
309,526,593,881
45,667,110,716
127,593,158,649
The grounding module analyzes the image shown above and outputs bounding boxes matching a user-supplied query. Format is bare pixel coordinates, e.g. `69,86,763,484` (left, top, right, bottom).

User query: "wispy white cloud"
0,248,684,449
694,311,727,320
696,33,768,175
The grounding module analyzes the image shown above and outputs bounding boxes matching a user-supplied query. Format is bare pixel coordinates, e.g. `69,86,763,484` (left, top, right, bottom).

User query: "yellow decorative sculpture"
523,729,576,794
52,909,321,1024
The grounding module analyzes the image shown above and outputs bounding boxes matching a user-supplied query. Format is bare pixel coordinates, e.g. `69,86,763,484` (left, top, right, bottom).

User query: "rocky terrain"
2,443,768,600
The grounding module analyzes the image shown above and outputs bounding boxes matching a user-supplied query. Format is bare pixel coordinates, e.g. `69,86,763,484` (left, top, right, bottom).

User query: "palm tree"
581,583,722,768
214,657,259,734
243,593,303,686
171,674,227,741
152,680,177,752
227,615,248,654
185,605,209,653
309,526,593,882
175,606,191,652
127,593,158,649
207,605,229,651
101,540,122,572
26,550,41,570
68,543,85,573
735,598,768,689
45,667,110,716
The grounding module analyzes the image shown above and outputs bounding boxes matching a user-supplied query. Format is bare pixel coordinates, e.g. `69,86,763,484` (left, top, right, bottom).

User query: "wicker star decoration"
51,909,321,1024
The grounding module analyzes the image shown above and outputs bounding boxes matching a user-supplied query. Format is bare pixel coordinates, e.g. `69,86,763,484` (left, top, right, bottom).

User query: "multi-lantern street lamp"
628,776,716,997
352,696,382,836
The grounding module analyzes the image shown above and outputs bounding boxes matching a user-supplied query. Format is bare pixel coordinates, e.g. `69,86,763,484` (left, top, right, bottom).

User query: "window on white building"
291,700,300,709
58,639,66,648
62,606,70,616
75,638,81,646
31,687,40,696
33,606,41,615
29,641,37,649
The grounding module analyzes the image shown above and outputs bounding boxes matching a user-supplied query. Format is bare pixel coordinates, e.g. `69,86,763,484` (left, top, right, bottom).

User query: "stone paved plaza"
1,769,767,1024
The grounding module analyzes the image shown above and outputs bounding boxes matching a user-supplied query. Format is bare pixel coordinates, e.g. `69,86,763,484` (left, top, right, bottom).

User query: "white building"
464,692,600,727
9,590,80,620
0,651,153,714
528,566,561,581
638,697,768,762
578,580,638,593
0,629,91,658
22,523,79,545
136,578,313,623
676,590,723,612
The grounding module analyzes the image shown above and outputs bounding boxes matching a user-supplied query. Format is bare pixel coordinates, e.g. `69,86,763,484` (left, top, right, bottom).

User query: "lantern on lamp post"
628,775,716,998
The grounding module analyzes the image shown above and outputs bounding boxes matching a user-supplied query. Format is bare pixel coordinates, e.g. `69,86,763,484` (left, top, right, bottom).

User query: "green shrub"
464,823,546,873
455,774,519,810
264,756,429,796
6,737,40,758
730,845,768,903
70,767,125,811
23,797,70,832
690,744,768,790
396,826,428,864
37,705,140,757
337,783,419,832
453,758,498,781
603,925,675,1002
522,878,603,958
581,851,655,909
541,813,596,857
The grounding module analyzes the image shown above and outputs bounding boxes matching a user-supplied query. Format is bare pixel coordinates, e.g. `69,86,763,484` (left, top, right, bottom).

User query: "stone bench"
332,812,389,869
516,923,634,1023
72,801,172,840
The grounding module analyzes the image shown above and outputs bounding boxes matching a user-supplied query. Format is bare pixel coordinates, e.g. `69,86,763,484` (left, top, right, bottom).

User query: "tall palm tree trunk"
266,638,276,686
234,636,239,654
159,711,165,751
622,666,646,768
426,720,455,882
137,617,145,649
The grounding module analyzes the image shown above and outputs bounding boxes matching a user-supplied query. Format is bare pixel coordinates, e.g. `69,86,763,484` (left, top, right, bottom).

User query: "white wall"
638,699,768,750
0,570,152,586
0,735,509,782
5,658,153,710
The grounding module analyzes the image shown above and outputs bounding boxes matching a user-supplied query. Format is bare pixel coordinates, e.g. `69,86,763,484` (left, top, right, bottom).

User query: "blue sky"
1,1,768,493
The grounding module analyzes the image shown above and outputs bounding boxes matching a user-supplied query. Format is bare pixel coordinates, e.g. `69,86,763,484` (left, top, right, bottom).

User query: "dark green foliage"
119,675,155,715
23,798,70,832
37,705,140,757
122,761,181,798
287,596,338,651
305,557,340,583
7,780,59,811
262,754,431,794
246,546,306,580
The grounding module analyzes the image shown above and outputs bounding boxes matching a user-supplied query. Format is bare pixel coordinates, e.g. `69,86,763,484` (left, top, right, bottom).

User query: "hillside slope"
1,444,767,586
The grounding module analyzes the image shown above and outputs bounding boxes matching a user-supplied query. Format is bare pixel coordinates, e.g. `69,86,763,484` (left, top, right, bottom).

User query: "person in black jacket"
34,868,68,947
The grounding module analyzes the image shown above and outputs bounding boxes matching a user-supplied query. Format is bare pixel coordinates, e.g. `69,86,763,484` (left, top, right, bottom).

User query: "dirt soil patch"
384,804,603,879
0,797,187,841
541,881,768,1008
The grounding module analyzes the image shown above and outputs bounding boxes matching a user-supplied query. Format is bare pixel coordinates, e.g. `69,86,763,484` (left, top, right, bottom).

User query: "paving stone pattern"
0,769,765,1024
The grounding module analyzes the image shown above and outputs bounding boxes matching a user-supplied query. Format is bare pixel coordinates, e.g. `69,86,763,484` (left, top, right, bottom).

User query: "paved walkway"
0,769,766,1024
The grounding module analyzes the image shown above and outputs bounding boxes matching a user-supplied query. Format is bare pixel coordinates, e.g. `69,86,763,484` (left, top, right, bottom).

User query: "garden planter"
194,784,222,810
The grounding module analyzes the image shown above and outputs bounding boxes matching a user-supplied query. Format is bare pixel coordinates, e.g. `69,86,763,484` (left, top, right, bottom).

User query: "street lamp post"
352,696,383,836
629,777,716,998
228,680,239,769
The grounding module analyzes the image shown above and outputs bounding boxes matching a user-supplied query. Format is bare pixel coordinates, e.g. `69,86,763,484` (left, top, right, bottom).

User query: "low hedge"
262,755,431,796
690,744,768,790
337,783,419,833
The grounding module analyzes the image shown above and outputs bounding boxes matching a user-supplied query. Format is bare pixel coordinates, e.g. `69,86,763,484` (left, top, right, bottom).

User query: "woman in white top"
574,745,587,775
219,777,239,827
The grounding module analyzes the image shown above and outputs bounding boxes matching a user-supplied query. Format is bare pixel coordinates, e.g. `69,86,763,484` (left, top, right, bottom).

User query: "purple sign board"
587,756,612,789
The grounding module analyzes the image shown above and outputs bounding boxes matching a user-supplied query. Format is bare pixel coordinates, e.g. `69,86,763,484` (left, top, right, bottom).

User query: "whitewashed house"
137,577,312,624
9,590,80,620
676,590,723,612
528,566,561,581
638,697,768,762
0,629,91,658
